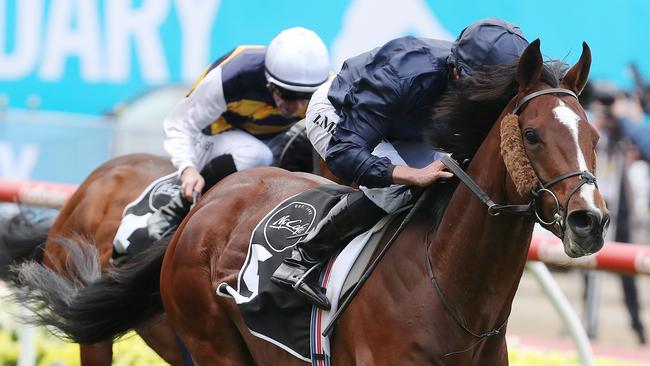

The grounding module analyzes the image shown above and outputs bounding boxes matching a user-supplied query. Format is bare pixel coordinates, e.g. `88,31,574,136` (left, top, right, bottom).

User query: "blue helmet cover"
449,18,529,76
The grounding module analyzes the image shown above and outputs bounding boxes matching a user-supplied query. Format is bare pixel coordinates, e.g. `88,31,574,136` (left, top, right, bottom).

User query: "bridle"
443,87,598,237
432,87,598,357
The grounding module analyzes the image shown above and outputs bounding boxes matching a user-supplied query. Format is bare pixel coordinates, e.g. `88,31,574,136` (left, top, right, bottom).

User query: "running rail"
0,178,77,208
529,235,650,275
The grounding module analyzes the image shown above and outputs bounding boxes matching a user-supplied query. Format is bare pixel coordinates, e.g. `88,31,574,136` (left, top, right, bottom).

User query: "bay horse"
10,40,608,365
1,154,187,365
2,129,315,366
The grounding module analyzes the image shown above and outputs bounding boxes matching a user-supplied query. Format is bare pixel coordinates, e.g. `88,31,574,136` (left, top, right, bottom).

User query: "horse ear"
562,42,591,95
516,39,543,92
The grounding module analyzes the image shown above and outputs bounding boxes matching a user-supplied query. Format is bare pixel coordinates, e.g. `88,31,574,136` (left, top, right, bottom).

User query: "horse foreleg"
80,341,112,366
136,315,188,366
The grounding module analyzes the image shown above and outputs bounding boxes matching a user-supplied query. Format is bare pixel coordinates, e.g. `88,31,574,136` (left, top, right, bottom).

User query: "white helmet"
265,27,330,93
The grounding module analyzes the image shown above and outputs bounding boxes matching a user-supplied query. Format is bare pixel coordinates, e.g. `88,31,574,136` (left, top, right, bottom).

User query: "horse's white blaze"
552,101,600,212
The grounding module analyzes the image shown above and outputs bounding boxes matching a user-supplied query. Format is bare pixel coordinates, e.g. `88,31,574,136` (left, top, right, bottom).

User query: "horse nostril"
601,213,611,230
567,210,598,235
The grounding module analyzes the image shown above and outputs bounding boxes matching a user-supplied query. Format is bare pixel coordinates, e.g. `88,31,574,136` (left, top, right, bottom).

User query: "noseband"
443,87,598,237
531,170,597,233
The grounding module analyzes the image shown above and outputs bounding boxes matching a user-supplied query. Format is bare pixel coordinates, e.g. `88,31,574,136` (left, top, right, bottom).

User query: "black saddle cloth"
219,184,354,359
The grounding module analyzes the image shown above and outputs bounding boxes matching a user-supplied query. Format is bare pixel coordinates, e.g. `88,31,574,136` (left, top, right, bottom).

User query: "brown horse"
1,154,187,365
10,40,608,365
2,123,315,365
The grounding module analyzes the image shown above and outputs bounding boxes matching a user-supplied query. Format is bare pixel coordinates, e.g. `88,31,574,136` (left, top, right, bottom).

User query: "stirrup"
271,260,331,310
292,264,331,310
292,262,322,290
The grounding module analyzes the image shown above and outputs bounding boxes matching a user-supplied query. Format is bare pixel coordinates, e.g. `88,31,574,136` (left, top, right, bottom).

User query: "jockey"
146,27,330,240
271,18,529,309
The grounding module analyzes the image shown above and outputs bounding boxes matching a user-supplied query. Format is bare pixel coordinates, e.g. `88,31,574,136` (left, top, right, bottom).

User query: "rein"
424,224,509,357
430,87,598,357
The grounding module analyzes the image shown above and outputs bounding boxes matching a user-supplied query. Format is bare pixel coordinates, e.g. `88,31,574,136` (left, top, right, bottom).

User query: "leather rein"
431,87,598,357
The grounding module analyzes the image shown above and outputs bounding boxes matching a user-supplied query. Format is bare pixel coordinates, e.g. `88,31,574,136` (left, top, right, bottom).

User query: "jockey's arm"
163,66,228,199
392,162,453,187
324,67,404,188
325,39,450,189
325,124,394,188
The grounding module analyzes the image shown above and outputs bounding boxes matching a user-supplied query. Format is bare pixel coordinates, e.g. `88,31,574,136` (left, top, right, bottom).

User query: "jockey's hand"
392,160,454,187
180,166,205,202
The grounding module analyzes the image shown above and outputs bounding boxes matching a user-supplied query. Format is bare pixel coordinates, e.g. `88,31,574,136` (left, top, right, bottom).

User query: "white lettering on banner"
106,0,170,83
0,0,42,79
175,0,221,81
0,142,38,179
0,0,222,84
40,0,103,81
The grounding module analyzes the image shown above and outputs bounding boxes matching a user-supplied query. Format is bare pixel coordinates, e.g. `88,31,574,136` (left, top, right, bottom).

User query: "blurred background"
1,0,649,365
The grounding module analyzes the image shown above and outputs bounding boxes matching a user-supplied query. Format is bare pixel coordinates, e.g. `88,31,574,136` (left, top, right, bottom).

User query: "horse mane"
422,60,568,158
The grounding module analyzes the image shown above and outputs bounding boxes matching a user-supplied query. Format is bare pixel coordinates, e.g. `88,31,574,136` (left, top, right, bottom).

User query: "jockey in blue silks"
271,18,530,309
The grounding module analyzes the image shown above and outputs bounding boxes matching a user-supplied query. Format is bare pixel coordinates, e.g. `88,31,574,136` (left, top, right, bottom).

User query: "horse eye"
524,129,540,144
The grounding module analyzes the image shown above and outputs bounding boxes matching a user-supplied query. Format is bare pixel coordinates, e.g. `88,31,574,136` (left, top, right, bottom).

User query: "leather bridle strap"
513,87,578,115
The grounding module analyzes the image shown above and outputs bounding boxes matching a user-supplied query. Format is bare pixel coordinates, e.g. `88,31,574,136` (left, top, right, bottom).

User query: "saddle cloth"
112,172,181,257
217,184,396,364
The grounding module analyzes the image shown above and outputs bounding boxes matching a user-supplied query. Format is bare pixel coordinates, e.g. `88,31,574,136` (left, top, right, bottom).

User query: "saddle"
217,184,398,363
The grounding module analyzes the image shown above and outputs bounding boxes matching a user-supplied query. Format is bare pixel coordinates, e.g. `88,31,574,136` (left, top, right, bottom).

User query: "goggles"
269,84,313,101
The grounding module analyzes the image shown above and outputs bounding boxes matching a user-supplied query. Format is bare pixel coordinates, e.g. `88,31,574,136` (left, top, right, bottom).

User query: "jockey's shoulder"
373,36,452,78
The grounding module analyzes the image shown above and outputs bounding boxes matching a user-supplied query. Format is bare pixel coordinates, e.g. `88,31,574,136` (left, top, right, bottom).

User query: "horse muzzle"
562,209,610,257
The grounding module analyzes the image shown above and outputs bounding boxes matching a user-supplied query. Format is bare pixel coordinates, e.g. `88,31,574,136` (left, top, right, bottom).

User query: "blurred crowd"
582,79,650,245
580,76,650,345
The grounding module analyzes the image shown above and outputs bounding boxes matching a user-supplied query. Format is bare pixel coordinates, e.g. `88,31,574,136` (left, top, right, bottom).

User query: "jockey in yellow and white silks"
113,27,330,256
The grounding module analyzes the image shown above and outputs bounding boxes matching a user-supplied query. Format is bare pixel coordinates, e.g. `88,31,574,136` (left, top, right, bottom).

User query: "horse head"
503,39,609,257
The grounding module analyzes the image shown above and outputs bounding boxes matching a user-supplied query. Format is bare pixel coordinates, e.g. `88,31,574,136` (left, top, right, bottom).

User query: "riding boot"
147,191,192,241
200,154,238,194
270,190,386,309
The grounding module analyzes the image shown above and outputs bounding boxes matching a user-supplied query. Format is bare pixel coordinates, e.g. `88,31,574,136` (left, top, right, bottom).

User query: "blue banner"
1,0,648,115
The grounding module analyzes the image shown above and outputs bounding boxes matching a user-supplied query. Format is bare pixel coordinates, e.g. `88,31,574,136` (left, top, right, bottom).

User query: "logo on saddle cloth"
264,202,315,251
148,179,182,211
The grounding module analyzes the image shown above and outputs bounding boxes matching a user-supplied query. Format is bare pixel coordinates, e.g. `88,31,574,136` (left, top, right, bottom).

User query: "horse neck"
430,118,535,333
